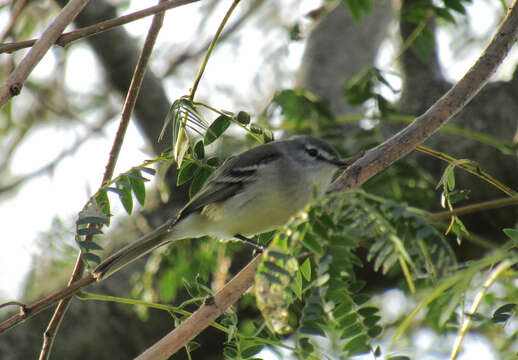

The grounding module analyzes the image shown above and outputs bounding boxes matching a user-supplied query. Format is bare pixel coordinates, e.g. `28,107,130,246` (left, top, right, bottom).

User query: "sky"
0,0,514,358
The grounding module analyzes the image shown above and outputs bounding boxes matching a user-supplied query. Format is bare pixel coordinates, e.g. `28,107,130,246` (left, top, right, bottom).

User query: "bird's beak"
334,151,364,169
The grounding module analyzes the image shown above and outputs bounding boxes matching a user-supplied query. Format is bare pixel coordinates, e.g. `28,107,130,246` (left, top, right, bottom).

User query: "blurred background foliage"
1,0,518,359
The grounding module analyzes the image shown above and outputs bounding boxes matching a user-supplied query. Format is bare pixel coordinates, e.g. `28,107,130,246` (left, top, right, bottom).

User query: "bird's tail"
93,222,172,281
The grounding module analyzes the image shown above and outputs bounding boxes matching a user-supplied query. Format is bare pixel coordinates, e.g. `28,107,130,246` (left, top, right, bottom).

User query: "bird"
93,136,361,280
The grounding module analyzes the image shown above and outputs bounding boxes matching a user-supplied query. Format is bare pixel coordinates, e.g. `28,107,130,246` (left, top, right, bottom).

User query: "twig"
135,254,264,360
416,145,516,196
0,0,90,107
449,260,512,360
38,2,169,359
0,0,198,54
38,253,87,360
172,0,241,167
0,275,96,333
327,2,518,194
188,0,240,100
0,301,26,312
163,0,263,76
427,195,518,222
0,0,28,42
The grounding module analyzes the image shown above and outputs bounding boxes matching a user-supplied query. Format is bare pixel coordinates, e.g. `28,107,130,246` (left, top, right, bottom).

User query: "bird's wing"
177,143,282,220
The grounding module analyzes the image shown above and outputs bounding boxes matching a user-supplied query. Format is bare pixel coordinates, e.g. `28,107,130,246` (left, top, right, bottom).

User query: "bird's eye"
306,147,318,157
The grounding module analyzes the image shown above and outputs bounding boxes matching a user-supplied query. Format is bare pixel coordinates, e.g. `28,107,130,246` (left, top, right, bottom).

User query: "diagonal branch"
136,254,264,360
0,0,90,107
0,0,198,54
328,2,518,194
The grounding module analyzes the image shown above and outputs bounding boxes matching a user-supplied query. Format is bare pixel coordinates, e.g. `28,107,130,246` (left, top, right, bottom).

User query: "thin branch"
38,1,169,359
427,195,518,222
0,0,28,42
0,0,90,107
188,0,240,100
0,301,26,312
416,145,517,196
449,260,512,360
0,275,96,333
135,254,264,360
163,0,263,76
38,252,87,360
0,0,199,54
102,2,166,184
328,2,518,194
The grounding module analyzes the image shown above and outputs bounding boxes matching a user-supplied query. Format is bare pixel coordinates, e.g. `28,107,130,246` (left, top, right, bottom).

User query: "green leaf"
343,0,373,22
206,156,220,167
76,215,109,226
492,303,516,323
95,190,110,219
343,68,375,105
262,261,292,277
338,312,358,328
193,139,205,159
447,169,455,190
311,218,328,238
105,187,125,196
352,294,370,306
189,167,214,198
159,99,178,142
117,178,133,214
125,170,150,182
349,280,367,293
291,269,303,300
129,170,146,206
259,271,282,285
503,228,518,243
234,110,251,125
79,240,103,251
433,6,456,24
289,23,302,41
262,128,274,143
444,0,466,14
77,227,103,236
249,124,263,135
267,250,291,260
334,300,353,319
410,27,435,63
301,232,323,255
268,89,332,129
204,115,231,145
343,334,370,355
177,161,199,186
241,344,263,358
117,179,131,188
223,346,237,359
299,322,325,337
138,166,156,176
362,315,381,327
83,253,101,264
358,306,379,317
367,325,383,338
341,323,362,339
300,258,311,281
